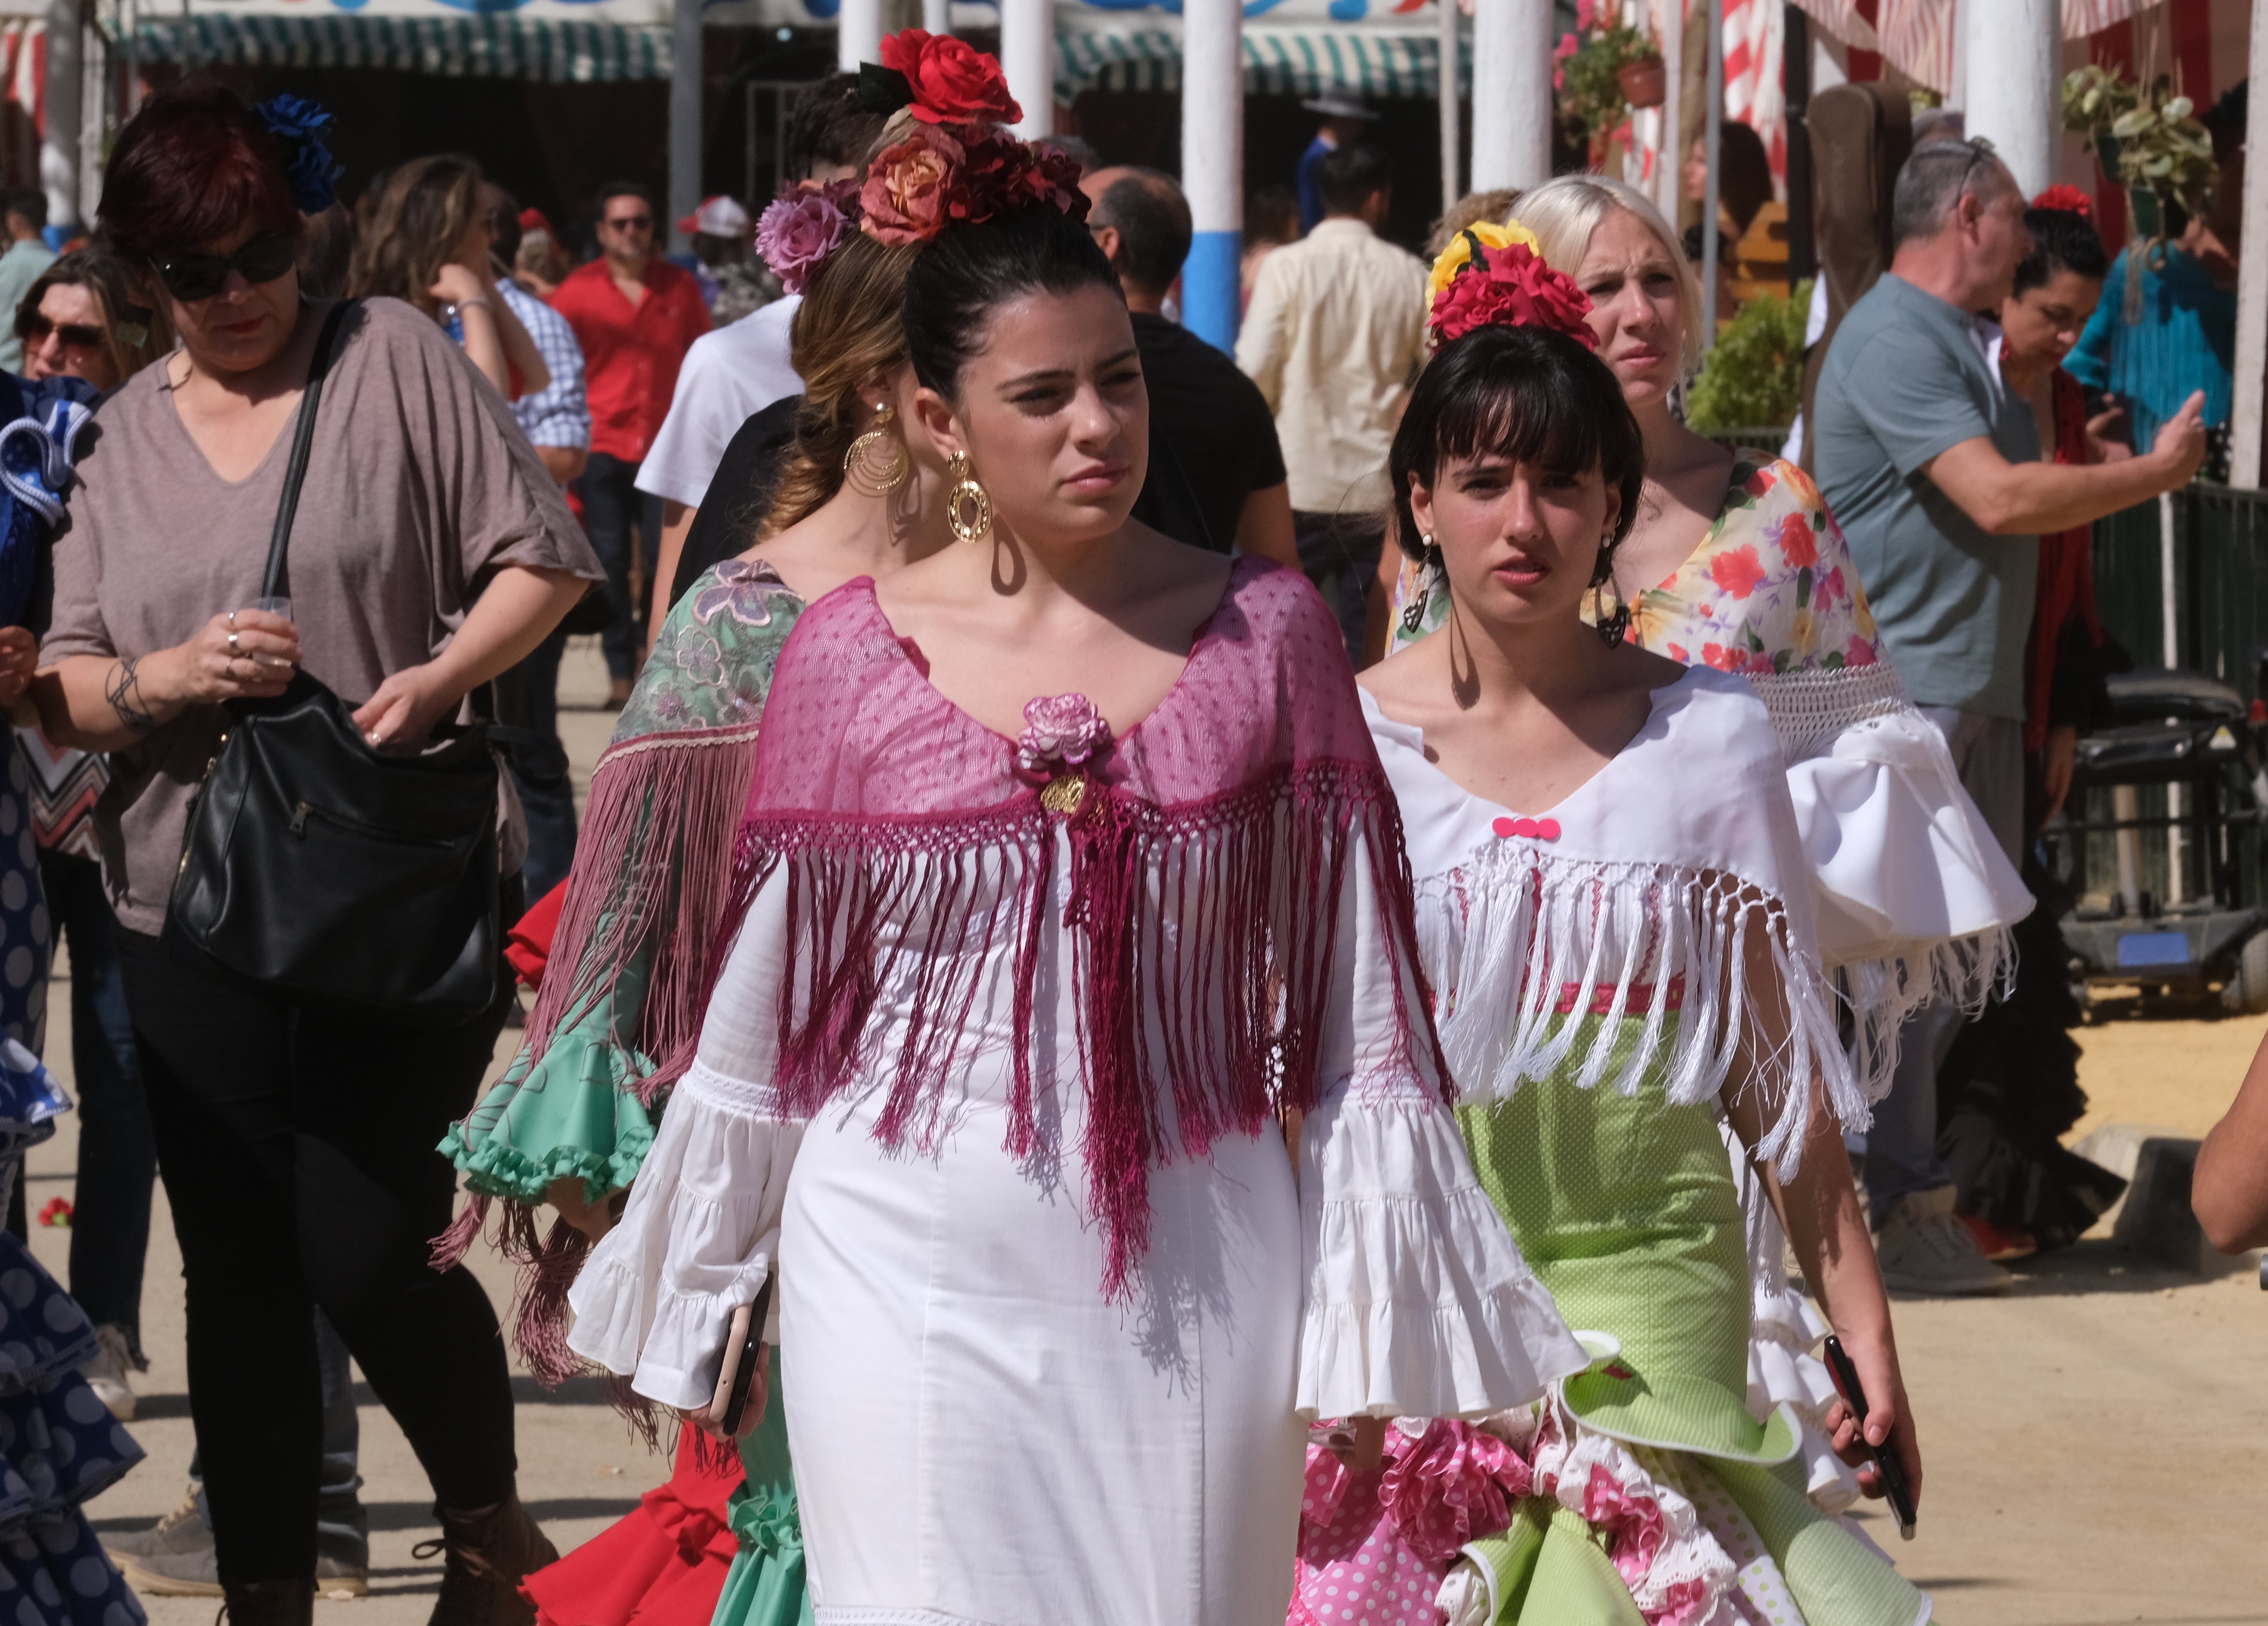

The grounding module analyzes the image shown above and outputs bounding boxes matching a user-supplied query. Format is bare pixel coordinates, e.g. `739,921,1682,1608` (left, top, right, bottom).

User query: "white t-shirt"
633,295,803,508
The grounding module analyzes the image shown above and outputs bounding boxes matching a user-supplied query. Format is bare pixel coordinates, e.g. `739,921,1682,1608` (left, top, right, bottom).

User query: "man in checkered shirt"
488,187,591,900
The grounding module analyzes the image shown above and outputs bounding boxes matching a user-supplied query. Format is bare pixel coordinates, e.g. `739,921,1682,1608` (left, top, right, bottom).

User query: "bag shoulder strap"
260,299,358,602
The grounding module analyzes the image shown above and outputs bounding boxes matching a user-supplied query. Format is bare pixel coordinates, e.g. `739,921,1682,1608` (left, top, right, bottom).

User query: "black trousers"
1292,508,1387,666
116,924,519,1584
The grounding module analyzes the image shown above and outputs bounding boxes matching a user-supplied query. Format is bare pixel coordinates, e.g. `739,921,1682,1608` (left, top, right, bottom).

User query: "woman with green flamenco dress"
432,194,950,1626
1306,243,1935,1625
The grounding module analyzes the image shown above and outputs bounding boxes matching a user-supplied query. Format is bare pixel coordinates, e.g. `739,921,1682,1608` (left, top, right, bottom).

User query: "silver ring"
226,610,237,628
226,630,241,656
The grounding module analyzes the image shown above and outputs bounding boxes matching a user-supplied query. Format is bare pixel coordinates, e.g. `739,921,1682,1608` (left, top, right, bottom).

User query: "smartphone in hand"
1822,1335,1917,1540
711,1276,775,1437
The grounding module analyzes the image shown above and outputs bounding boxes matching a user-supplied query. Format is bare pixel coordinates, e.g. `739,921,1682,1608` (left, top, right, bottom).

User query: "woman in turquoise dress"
436,195,950,1626
1298,238,1931,1625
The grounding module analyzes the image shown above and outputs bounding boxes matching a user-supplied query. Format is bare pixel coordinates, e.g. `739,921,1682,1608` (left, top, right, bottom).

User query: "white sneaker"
1874,1185,2014,1296
80,1324,135,1421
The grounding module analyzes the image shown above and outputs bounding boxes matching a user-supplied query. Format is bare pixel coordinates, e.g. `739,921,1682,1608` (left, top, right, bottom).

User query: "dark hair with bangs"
902,204,1121,399
97,81,303,265
2013,206,2108,298
1390,325,1645,585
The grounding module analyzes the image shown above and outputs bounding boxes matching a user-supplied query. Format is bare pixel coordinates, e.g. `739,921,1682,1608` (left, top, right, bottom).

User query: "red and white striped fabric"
0,25,42,195
1721,0,1785,187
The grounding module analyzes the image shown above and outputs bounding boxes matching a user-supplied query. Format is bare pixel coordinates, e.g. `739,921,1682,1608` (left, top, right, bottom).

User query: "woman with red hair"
26,82,601,1626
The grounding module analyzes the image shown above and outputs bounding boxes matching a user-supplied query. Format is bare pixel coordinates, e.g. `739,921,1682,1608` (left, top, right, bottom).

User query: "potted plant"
1555,1,1665,159
2062,64,2216,264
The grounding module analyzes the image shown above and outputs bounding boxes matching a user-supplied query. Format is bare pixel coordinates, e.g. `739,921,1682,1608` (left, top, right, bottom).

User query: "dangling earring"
1400,533,1443,638
1592,546,1631,649
842,402,909,497
946,451,993,546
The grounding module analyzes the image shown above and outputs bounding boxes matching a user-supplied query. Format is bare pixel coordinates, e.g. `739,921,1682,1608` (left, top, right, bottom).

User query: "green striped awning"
1056,26,1467,101
133,12,671,82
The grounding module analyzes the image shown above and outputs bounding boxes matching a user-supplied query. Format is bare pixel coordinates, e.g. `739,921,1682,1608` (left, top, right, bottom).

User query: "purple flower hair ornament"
756,188,852,294
255,95,344,215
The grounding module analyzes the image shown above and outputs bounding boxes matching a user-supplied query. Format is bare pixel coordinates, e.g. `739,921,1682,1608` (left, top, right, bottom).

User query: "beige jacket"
1235,218,1428,514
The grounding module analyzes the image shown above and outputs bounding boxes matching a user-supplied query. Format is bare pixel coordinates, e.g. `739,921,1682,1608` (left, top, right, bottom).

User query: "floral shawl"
436,559,803,1380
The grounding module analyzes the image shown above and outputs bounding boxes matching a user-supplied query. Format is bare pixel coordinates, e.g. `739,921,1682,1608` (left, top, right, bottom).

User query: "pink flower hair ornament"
860,120,1088,248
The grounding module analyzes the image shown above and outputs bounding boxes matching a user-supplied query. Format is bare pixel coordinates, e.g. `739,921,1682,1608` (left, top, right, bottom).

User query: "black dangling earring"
1400,533,1444,638
1592,545,1631,649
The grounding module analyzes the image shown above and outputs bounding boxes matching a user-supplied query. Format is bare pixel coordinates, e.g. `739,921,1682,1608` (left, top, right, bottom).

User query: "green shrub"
1686,279,1811,431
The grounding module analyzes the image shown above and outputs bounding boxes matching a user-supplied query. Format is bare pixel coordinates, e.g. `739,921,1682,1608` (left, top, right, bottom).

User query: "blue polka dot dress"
0,1042,145,1626
0,732,51,1058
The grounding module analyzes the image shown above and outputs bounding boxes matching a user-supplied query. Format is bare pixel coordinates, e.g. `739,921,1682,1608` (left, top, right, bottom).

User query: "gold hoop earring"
842,402,909,497
946,451,993,546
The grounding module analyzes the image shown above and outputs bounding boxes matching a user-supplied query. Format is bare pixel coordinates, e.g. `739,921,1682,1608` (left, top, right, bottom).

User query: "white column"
668,0,701,254
1655,0,1683,221
1438,0,1459,213
921,0,952,36
1471,0,1552,190
1960,0,2056,194
1001,0,1052,136
837,0,884,74
2229,0,2268,490
1182,0,1242,351
39,0,79,231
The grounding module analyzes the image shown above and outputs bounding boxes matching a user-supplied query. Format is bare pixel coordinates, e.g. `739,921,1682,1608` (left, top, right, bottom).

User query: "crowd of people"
0,29,2249,1626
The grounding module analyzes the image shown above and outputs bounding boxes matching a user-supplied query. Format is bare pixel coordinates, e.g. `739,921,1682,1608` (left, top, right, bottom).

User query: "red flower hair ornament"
2031,183,2093,220
1426,229,1597,350
880,27,1024,126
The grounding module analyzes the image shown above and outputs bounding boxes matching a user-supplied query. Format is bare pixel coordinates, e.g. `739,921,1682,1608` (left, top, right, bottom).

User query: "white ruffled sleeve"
1295,825,1589,1421
567,875,803,1413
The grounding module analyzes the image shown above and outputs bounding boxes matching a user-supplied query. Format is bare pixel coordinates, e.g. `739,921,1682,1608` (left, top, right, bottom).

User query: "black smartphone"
1821,1335,1916,1540
715,1275,775,1437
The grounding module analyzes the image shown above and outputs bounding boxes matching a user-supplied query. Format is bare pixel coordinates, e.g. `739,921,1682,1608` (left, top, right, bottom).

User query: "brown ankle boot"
419,1493,559,1626
219,1579,314,1626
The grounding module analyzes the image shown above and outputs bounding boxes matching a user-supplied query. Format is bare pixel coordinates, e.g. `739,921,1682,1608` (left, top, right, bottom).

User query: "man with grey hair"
1815,138,2206,1294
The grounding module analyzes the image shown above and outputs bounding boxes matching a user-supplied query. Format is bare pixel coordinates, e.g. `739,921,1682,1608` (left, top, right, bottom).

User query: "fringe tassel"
692,760,1433,1302
1840,923,2019,1105
1419,845,1861,1180
526,723,765,1065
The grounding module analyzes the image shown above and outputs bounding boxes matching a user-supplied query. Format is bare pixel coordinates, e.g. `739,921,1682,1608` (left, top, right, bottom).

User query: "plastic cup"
250,596,292,621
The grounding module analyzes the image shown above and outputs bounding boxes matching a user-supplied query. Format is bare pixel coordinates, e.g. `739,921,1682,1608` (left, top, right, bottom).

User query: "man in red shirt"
549,180,713,703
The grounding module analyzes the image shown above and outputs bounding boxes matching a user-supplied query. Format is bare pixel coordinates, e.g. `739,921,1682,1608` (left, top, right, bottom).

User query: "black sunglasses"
151,233,299,303
15,311,104,349
604,213,653,232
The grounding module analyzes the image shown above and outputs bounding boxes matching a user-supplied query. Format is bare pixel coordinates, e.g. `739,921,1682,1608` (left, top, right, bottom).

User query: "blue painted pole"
1181,0,1243,353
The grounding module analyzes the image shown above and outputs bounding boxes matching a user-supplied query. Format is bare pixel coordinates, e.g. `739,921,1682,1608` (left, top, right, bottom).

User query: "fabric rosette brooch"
1425,219,1596,349
755,28,1087,291
1015,693,1113,816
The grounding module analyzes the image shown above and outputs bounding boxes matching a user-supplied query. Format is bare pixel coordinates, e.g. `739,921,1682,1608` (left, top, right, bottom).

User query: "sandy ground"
35,637,2268,1625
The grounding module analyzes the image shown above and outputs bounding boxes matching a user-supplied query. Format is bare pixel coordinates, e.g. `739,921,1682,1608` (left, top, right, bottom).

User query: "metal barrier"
2076,484,2268,925
2091,483,2268,685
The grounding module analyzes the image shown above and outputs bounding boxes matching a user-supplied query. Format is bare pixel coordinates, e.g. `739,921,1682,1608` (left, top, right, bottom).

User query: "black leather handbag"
163,302,506,1027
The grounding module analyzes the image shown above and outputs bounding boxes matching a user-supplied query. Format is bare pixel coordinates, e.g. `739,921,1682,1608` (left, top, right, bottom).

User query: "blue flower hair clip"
255,94,345,216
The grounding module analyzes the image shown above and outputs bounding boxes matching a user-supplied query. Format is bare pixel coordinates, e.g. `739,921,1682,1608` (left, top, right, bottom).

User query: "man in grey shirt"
1815,137,2205,1294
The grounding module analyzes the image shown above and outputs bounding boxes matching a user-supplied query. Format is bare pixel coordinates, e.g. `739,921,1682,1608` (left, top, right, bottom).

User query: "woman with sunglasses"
15,249,173,389
350,153,553,400
26,83,601,1626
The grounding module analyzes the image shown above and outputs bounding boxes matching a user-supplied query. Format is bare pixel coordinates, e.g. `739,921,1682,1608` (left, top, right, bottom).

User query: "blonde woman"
351,153,551,399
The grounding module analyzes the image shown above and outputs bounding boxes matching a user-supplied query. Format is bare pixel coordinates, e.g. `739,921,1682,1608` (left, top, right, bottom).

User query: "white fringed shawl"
1366,669,1867,1179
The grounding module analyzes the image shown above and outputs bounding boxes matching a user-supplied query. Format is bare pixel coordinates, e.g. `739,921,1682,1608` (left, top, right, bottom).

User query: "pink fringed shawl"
695,556,1445,1298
